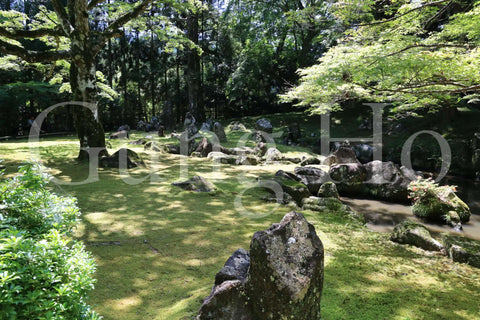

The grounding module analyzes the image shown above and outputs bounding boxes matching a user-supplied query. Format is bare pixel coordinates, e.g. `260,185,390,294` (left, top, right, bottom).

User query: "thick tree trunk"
186,10,203,122
70,0,107,161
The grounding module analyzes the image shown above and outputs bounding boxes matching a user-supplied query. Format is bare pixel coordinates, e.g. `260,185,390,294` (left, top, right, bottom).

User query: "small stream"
342,176,480,241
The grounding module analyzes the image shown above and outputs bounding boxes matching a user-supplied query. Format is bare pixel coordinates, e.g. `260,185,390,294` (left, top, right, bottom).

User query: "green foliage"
0,163,100,320
282,0,480,115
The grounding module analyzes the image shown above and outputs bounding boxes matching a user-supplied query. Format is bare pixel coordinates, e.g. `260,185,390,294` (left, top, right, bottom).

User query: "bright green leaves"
0,163,100,319
282,0,480,115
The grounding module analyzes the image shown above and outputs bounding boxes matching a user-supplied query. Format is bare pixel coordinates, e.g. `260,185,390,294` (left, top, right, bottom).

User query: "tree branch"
0,26,64,39
104,0,153,34
359,82,480,95
0,38,70,63
355,0,452,27
386,43,471,57
51,0,73,35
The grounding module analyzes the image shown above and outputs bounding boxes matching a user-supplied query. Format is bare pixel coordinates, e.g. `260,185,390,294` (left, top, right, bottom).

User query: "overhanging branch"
355,0,452,27
0,38,70,62
0,26,64,39
358,82,480,95
104,0,152,34
386,43,471,57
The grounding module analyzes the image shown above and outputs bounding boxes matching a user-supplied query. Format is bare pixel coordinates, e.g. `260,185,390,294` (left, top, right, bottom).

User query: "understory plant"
408,177,470,224
0,163,101,319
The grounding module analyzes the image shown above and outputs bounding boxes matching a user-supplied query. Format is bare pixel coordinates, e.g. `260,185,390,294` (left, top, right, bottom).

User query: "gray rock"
100,148,143,169
229,147,255,156
322,155,338,166
172,176,216,192
228,121,247,131
255,118,273,133
215,249,250,285
195,137,213,157
390,221,443,251
318,182,339,198
442,235,480,268
248,212,324,320
301,157,321,166
162,144,180,154
253,142,267,157
302,196,343,212
144,141,161,152
207,152,237,165
213,122,228,143
265,147,283,163
294,167,330,194
197,280,251,320
275,170,302,182
272,177,311,205
332,146,360,164
200,121,212,131
363,161,414,203
236,155,259,165
329,163,367,195
197,212,324,320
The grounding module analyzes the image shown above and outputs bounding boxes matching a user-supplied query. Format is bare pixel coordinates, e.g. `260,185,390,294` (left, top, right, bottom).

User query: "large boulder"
412,187,471,225
329,163,367,195
197,212,324,320
172,176,216,192
117,124,130,132
363,161,415,203
100,148,143,169
302,196,343,212
390,221,443,251
442,235,480,268
332,146,360,164
213,122,228,143
248,211,324,319
253,142,267,157
294,167,330,194
255,118,273,133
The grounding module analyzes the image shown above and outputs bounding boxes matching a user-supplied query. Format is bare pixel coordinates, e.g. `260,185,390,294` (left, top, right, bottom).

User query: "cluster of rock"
390,220,480,268
196,211,324,320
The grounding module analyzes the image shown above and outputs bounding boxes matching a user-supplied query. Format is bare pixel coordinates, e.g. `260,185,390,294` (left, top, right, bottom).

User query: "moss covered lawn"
1,124,479,320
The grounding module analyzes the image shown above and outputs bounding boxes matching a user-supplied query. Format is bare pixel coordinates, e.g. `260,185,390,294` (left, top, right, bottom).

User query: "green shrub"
0,163,101,320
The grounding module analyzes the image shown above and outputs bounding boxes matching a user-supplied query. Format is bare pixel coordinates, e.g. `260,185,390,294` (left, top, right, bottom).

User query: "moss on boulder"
390,221,443,251
442,235,480,268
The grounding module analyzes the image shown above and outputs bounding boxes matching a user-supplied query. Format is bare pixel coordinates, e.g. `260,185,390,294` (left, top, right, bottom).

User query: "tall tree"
0,0,152,160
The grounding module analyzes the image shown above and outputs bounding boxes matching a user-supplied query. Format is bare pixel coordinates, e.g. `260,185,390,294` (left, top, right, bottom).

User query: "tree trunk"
70,0,107,161
185,9,203,122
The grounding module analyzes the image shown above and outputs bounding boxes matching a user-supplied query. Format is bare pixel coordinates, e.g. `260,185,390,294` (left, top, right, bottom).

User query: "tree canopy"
282,0,480,115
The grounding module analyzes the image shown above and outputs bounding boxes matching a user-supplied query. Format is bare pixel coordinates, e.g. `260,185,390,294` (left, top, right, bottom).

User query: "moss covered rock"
442,235,480,268
390,221,443,251
412,188,471,225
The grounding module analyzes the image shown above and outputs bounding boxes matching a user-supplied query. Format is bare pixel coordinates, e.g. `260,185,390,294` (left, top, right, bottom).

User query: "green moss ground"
1,119,479,320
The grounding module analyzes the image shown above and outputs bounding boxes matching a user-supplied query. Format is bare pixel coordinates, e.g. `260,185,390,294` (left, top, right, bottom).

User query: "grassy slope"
0,118,479,320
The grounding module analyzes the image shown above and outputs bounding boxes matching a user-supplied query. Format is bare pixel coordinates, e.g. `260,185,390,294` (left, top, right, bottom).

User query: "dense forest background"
0,0,335,137
0,0,479,138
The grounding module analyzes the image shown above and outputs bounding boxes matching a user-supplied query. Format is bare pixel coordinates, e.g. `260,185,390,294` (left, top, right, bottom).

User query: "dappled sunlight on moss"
2,134,480,320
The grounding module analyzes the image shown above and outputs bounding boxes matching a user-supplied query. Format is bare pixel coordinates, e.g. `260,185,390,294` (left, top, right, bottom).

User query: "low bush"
0,163,100,319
